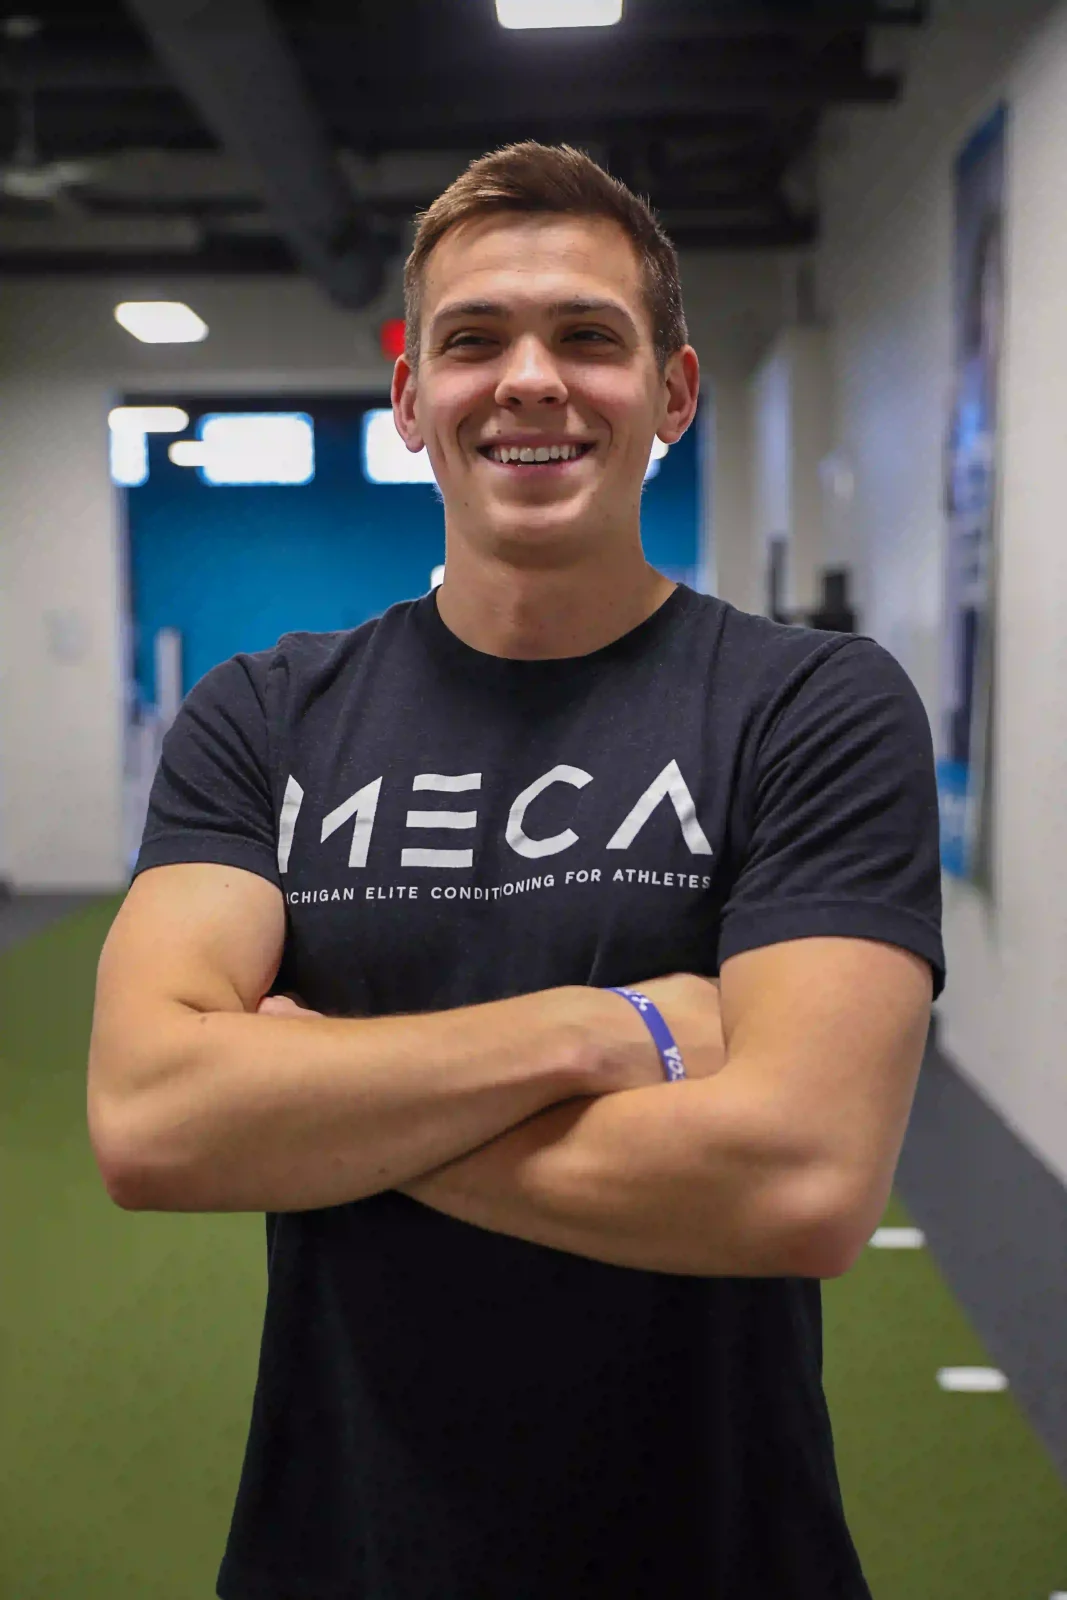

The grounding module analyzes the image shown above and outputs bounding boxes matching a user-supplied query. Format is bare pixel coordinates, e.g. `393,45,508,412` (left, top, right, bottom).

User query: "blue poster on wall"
938,102,1007,882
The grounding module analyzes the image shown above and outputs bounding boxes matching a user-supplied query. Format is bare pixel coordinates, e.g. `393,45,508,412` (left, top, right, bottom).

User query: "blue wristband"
606,987,687,1082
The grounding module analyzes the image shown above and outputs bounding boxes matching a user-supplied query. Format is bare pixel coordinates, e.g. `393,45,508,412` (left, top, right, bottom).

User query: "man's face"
392,213,698,562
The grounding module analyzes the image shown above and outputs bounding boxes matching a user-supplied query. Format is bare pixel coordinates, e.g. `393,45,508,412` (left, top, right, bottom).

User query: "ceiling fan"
0,82,111,207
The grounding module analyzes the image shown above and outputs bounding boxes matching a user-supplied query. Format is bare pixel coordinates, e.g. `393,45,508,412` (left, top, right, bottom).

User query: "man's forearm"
108,989,603,1213
398,1066,838,1279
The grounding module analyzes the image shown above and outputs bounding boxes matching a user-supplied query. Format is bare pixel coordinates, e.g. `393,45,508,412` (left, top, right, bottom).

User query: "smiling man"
88,144,945,1600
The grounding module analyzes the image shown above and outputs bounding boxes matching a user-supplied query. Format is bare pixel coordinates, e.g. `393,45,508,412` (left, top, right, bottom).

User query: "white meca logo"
276,760,713,874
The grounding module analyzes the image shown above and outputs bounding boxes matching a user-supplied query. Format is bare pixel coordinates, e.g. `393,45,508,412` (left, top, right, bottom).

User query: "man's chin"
483,480,598,521
471,497,604,561
486,499,596,540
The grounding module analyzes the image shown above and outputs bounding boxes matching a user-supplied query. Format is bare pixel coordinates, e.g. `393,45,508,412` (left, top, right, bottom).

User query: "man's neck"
433,544,677,661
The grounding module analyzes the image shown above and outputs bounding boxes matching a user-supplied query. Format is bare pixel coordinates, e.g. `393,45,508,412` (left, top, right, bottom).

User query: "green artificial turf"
1,899,1064,1598
824,1191,1067,1598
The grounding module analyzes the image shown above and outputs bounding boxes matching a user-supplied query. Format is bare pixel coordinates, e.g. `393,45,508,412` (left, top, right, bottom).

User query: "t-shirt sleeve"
132,652,281,890
718,637,946,1001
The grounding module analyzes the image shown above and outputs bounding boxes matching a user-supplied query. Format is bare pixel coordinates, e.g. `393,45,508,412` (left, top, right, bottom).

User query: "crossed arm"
282,937,934,1280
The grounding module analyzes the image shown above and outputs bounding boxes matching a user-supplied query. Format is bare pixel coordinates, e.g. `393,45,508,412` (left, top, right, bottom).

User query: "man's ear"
657,345,700,447
391,354,425,454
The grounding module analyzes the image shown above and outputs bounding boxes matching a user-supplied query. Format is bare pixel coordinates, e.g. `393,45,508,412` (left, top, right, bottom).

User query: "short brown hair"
403,141,687,371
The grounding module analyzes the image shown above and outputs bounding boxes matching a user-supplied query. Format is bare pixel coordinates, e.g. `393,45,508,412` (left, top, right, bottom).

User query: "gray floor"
897,1019,1067,1485
0,889,111,957
1,891,1064,1484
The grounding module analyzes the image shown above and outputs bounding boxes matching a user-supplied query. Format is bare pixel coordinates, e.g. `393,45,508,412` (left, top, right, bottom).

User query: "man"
88,142,944,1599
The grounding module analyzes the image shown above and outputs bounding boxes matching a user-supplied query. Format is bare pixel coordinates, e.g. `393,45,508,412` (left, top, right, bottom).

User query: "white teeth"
487,442,588,462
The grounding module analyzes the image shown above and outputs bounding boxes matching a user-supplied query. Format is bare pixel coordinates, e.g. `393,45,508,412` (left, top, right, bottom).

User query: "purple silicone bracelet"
606,987,687,1082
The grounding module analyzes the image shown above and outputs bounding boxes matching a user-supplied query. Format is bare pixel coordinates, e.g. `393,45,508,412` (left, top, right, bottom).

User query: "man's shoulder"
681,590,882,691
192,596,426,706
273,595,425,672
683,596,923,743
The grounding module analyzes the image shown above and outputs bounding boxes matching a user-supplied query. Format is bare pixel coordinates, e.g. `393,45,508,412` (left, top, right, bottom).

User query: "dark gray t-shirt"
134,583,945,1600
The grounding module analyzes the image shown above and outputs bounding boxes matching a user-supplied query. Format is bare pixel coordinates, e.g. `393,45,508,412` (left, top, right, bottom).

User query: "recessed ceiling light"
168,441,207,468
113,301,208,344
362,408,437,485
108,406,189,434
194,413,315,485
496,0,623,28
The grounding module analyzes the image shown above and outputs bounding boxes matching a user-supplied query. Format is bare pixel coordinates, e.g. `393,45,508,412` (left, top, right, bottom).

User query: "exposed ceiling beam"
319,70,899,136
668,216,818,250
120,0,390,308
285,1,927,44
57,184,803,223
0,55,167,91
0,45,901,99
0,234,297,273
0,210,818,276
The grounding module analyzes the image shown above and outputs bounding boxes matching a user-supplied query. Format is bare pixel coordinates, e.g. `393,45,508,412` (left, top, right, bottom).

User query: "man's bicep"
717,936,933,1271
88,863,286,1175
113,861,286,1011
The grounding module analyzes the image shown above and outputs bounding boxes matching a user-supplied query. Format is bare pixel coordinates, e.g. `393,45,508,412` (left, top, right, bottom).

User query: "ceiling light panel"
496,0,623,28
108,406,189,434
362,409,437,485
195,414,315,485
113,301,208,344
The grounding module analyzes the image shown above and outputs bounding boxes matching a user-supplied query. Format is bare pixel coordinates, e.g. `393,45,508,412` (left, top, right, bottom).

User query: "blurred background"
0,1,1065,1595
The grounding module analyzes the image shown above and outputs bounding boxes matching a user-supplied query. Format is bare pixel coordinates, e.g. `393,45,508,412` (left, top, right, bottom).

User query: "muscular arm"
88,863,662,1213
396,1077,828,1278
396,938,932,1281
261,980,829,1280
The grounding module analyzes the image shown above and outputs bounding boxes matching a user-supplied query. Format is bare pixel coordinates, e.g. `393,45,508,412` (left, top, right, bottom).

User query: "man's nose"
495,336,567,408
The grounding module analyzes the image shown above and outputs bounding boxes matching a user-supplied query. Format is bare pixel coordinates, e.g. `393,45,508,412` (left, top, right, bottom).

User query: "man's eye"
566,328,613,344
447,333,493,349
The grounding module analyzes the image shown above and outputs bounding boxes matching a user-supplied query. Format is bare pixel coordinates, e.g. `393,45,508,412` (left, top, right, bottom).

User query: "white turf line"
866,1226,1063,1596
936,1367,1008,1392
866,1230,1010,1392
869,1226,926,1248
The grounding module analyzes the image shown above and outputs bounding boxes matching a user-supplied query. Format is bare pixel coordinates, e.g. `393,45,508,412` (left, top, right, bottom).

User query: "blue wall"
123,393,700,705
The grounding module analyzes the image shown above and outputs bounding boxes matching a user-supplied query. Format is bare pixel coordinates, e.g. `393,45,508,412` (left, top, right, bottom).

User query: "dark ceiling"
0,0,927,304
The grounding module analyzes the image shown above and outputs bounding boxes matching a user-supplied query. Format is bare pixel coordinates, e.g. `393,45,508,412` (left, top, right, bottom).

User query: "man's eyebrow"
430,299,507,327
429,297,639,334
546,298,638,331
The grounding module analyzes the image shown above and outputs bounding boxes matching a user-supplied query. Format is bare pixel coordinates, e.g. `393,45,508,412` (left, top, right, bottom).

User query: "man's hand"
256,991,325,1019
255,976,726,1089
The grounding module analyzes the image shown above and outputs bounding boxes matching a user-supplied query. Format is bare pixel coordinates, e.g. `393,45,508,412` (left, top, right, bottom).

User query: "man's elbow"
776,1171,863,1281
88,1094,174,1212
797,1192,871,1279
91,1143,158,1211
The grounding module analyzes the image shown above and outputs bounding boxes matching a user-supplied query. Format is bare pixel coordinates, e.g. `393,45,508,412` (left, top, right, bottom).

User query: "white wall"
0,250,783,891
0,270,407,892
817,0,1067,1186
748,325,833,618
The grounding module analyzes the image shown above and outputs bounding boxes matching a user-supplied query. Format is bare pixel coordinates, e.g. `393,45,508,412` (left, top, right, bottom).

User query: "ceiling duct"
122,0,389,308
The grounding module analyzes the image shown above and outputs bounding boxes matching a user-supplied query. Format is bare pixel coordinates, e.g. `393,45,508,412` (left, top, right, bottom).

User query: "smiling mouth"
479,442,595,465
